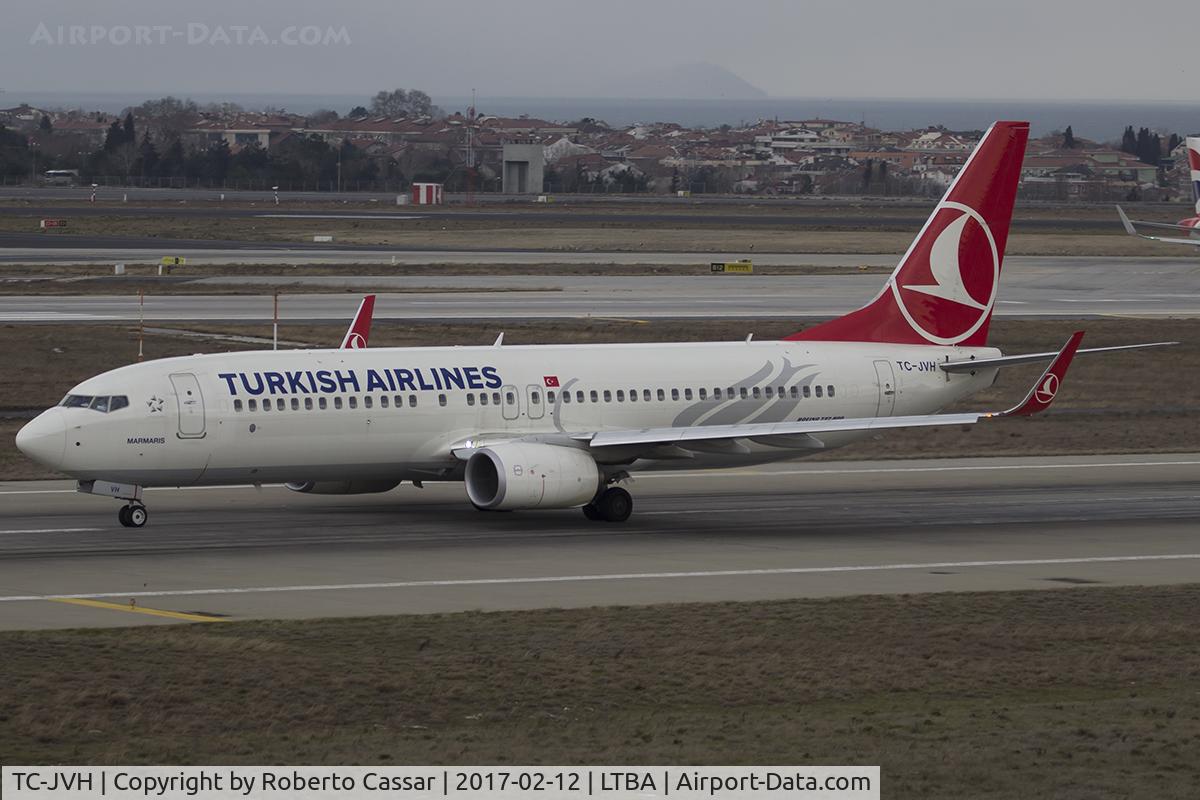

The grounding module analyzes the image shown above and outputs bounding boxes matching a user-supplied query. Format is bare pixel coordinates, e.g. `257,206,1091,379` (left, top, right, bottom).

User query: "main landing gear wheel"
119,504,148,528
583,487,633,523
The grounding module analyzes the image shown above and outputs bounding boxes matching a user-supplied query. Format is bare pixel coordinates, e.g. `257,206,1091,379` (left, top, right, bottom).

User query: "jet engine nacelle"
465,443,601,510
285,479,401,495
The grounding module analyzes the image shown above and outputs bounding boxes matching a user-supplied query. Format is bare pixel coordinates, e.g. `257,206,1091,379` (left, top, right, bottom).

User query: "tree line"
0,89,447,188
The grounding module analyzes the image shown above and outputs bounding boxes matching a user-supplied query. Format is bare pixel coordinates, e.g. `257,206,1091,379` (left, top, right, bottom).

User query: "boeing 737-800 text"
14,121,1172,526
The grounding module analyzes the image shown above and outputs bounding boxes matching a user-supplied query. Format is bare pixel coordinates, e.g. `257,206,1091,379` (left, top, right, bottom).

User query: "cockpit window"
59,394,129,413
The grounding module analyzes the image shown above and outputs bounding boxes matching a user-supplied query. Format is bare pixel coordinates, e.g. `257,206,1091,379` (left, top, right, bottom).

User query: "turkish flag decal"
543,375,560,387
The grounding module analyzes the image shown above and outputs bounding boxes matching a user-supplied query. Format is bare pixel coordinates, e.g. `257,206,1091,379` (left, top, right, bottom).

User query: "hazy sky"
1,1,1193,102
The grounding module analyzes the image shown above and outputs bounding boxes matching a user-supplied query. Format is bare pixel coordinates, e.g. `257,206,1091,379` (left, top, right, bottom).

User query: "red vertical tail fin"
340,294,376,349
787,120,1030,346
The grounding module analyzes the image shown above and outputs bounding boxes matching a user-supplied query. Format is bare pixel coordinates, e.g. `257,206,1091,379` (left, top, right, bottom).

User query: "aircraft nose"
15,410,66,470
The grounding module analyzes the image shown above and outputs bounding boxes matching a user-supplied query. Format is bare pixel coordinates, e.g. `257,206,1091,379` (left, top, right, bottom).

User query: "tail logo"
1034,373,1059,404
891,201,999,346
346,332,366,349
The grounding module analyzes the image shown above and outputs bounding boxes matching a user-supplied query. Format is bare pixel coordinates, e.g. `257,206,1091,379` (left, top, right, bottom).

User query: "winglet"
1116,205,1137,236
340,294,376,349
995,330,1084,417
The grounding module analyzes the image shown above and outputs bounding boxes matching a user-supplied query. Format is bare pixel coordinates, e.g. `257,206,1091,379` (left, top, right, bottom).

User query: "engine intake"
285,479,401,495
465,443,601,510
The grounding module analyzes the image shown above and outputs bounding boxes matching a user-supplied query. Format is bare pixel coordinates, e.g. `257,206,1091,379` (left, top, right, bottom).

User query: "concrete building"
501,140,544,194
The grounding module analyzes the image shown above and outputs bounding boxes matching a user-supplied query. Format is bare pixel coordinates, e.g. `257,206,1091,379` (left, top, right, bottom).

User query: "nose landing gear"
77,480,149,528
118,503,148,528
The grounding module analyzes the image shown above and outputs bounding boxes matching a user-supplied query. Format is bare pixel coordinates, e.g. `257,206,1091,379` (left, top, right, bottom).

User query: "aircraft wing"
569,332,1084,454
1117,205,1200,246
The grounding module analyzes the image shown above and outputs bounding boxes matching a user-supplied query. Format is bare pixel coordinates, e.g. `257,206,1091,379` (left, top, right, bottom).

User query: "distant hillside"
584,62,768,100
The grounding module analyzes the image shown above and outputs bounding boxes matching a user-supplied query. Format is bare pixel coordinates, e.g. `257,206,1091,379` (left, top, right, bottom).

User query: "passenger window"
671,389,679,401
380,396,388,408
803,386,811,398
739,387,748,399
684,388,693,400
305,397,314,410
334,397,343,409
319,397,328,410
291,398,300,410
643,389,651,402
590,390,599,403
548,391,556,404
576,390,585,403
506,391,516,405
727,387,735,398
629,389,637,403
657,389,665,401
262,399,271,412
561,392,570,404
699,388,707,400
492,392,501,405
616,390,625,402
752,387,761,399
438,394,447,407
765,386,774,398
777,385,785,397
712,388,722,399
409,395,417,407
394,395,402,408
364,396,373,409
531,391,541,405
815,386,823,398
348,396,358,409
828,385,836,398
480,393,488,406
790,386,799,399
110,396,129,412
249,399,258,411
467,394,476,406
234,399,243,412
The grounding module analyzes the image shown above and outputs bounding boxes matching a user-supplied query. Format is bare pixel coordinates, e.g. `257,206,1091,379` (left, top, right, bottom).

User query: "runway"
0,202,1119,230
0,453,1198,630
3,255,1199,319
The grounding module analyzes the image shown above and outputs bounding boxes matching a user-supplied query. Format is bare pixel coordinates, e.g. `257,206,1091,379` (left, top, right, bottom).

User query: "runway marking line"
3,459,1200,496
0,528,101,535
49,597,228,623
4,553,1199,604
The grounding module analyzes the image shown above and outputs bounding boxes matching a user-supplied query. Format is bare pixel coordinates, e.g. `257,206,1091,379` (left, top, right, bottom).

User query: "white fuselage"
21,339,1000,488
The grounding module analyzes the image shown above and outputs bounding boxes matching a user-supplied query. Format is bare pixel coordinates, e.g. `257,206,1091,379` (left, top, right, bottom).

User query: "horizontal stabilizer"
941,341,1177,373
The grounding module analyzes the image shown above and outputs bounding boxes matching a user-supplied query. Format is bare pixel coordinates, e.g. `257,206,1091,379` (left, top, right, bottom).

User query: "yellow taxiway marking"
50,597,228,623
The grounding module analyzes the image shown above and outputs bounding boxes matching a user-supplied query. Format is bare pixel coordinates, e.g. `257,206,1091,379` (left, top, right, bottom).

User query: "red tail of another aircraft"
787,120,1030,347
340,294,376,349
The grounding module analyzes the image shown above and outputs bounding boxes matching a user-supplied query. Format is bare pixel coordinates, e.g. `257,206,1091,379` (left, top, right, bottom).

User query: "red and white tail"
340,294,376,349
787,120,1030,347
1187,136,1200,214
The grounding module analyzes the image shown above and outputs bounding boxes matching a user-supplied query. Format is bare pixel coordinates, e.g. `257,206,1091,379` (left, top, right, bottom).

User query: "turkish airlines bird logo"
892,201,999,345
902,212,988,311
1033,373,1059,404
346,332,366,349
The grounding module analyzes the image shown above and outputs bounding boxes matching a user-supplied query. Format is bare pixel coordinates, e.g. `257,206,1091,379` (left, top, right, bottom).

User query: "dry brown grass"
0,210,1167,256
1,585,1198,798
2,318,1197,480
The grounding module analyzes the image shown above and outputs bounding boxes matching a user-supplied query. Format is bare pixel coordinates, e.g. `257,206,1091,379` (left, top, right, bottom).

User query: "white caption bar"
2,767,879,800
